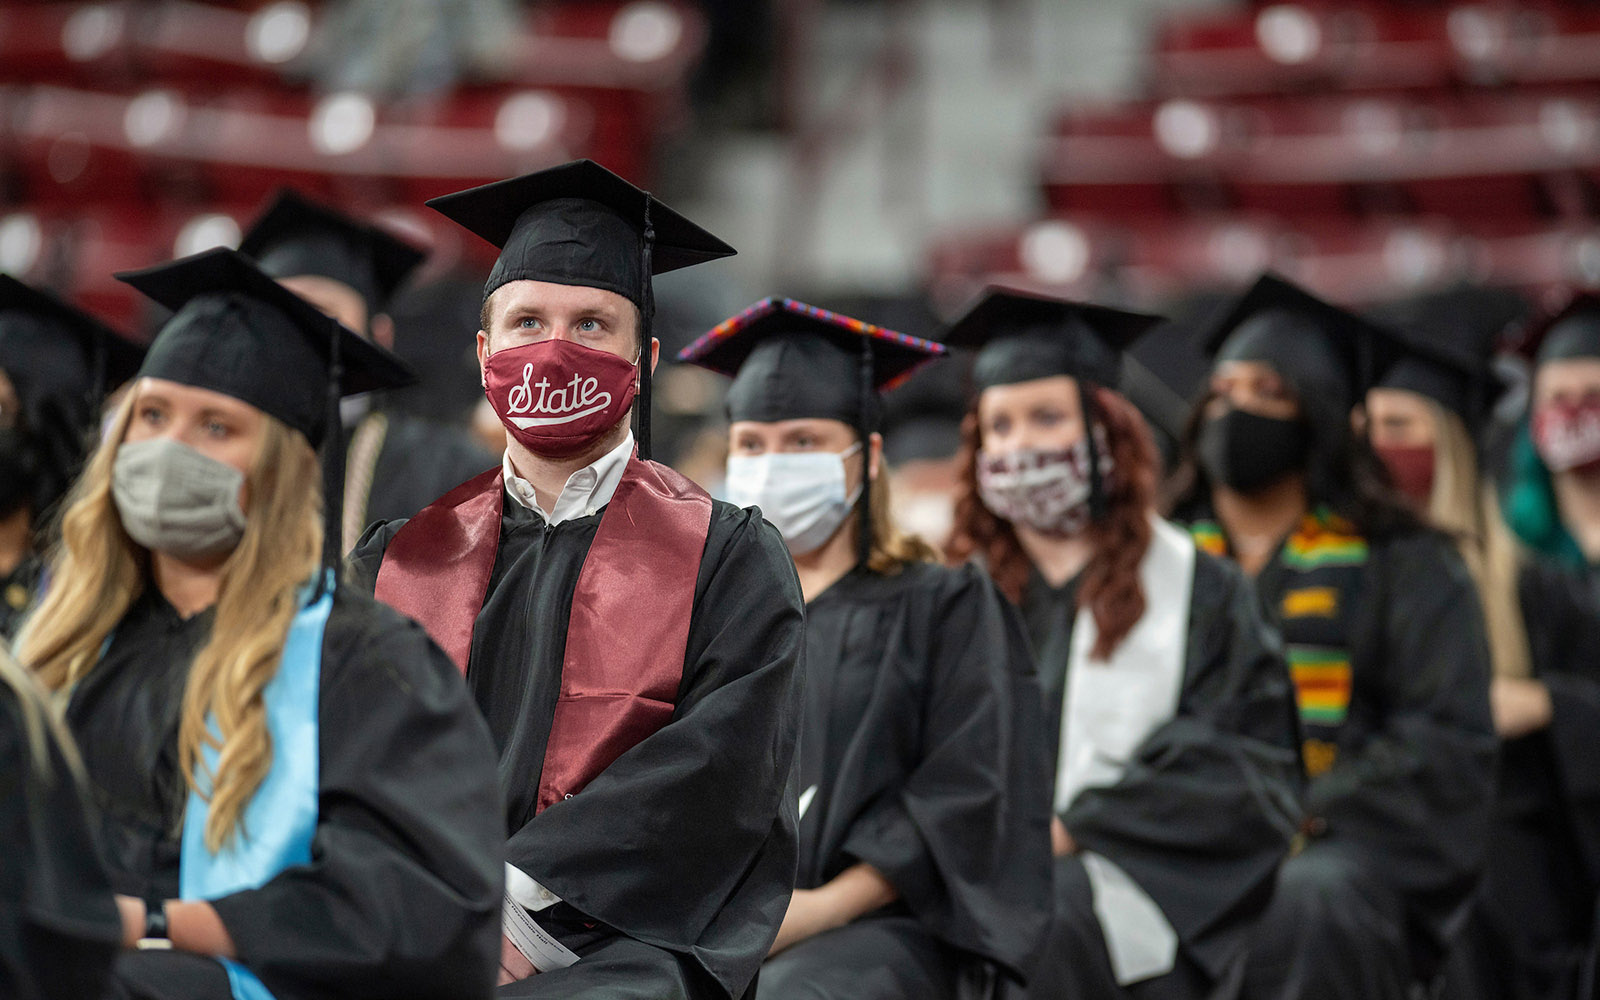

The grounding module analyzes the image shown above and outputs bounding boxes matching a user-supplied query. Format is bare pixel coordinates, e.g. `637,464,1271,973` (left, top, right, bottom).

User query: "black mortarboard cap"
1520,291,1600,365
425,159,734,307
677,297,945,428
1,275,144,513
0,274,143,420
1199,273,1396,412
938,287,1165,391
1369,287,1520,433
115,248,414,447
239,188,426,320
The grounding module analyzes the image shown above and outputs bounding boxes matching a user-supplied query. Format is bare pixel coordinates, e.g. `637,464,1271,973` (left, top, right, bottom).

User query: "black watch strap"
143,902,169,940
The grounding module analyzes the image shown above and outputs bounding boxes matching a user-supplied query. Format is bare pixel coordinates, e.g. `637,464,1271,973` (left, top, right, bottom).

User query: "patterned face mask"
976,436,1112,537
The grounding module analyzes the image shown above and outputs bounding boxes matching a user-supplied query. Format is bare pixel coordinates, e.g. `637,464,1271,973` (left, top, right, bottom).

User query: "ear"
868,431,884,482
649,336,660,375
476,330,491,388
1349,402,1367,437
370,314,396,350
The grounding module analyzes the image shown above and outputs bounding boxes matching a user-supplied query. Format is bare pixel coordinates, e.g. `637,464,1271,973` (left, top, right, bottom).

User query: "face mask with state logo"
484,338,640,458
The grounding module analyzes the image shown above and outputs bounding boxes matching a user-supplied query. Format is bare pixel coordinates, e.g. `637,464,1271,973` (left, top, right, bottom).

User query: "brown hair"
946,384,1157,660
21,393,323,851
863,459,941,574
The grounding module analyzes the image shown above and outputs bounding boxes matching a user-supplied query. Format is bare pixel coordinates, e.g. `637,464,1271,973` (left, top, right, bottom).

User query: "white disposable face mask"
725,442,864,556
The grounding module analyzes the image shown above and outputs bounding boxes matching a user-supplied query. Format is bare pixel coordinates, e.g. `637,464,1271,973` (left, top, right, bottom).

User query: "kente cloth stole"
179,578,333,1000
1191,506,1367,778
374,453,713,812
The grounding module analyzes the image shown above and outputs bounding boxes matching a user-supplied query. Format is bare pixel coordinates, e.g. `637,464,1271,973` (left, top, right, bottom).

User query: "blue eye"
519,317,540,329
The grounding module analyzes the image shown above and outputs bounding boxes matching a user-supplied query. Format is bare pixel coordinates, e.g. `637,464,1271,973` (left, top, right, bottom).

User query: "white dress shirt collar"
503,431,634,525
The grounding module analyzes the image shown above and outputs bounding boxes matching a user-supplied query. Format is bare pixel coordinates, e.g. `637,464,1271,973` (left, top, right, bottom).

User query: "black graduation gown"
0,554,42,642
758,563,1054,1000
1015,550,1301,1000
65,585,505,1000
347,410,498,529
0,681,121,1000
1233,528,1496,1000
349,494,805,1000
1451,560,1600,1000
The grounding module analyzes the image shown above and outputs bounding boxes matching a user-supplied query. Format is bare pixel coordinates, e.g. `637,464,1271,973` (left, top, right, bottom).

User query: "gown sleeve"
836,563,1054,980
206,595,505,1000
343,518,406,594
502,505,806,1000
1519,560,1600,879
1063,552,1302,980
1301,531,1496,953
0,684,122,1000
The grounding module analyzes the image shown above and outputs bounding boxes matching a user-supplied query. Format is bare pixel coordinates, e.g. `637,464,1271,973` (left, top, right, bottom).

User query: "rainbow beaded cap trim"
677,297,947,389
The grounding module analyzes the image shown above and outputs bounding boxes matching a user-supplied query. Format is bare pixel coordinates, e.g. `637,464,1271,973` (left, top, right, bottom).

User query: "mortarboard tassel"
317,315,345,597
636,198,656,462
856,338,875,567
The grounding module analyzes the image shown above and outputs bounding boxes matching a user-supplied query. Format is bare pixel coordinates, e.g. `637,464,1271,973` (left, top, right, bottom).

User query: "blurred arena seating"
0,0,708,328
928,0,1600,311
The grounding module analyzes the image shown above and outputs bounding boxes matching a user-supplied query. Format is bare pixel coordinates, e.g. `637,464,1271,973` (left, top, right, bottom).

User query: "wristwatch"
143,901,169,941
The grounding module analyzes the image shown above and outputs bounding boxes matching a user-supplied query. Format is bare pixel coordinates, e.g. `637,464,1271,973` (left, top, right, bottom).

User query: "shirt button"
537,886,555,903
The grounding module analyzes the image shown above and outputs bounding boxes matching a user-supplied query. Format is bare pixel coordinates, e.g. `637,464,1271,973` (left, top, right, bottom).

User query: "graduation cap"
239,188,427,321
116,248,416,586
939,287,1166,520
1518,291,1600,366
1,275,144,514
0,274,144,422
1369,287,1521,435
1199,273,1397,415
426,159,735,460
938,287,1165,392
678,297,946,562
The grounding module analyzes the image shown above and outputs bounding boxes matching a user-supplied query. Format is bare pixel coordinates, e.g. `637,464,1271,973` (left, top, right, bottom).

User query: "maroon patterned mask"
976,438,1112,537
1533,400,1600,474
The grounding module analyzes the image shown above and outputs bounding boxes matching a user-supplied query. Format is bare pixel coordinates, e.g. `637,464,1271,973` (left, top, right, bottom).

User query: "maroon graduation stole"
375,453,713,812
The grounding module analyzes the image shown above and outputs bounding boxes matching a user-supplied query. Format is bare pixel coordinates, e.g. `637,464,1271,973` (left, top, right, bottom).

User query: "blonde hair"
20,392,324,850
1424,399,1533,679
0,644,81,782
863,467,941,574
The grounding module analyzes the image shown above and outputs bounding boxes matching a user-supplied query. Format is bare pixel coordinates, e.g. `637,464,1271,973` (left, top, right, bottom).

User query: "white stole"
1055,515,1194,985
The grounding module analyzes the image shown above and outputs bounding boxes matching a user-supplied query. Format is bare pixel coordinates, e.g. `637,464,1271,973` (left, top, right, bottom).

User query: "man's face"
277,275,369,338
477,280,640,366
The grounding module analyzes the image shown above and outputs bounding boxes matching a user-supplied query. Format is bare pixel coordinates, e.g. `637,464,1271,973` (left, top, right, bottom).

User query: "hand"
498,933,538,985
1052,816,1078,857
115,895,145,948
1491,677,1553,739
769,888,829,956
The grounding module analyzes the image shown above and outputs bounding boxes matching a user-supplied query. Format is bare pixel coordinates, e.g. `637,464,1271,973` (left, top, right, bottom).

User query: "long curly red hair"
946,384,1157,660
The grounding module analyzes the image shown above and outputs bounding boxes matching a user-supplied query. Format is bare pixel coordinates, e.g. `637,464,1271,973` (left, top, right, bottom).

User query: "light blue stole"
178,580,332,1000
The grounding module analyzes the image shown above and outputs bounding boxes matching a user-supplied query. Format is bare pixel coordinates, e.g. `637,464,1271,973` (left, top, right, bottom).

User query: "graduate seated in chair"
1167,274,1497,1000
16,249,505,1000
1366,304,1600,1000
348,161,805,1000
679,298,1055,1000
940,289,1303,1000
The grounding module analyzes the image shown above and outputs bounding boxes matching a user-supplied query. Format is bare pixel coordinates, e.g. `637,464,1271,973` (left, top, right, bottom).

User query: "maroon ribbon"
374,454,712,813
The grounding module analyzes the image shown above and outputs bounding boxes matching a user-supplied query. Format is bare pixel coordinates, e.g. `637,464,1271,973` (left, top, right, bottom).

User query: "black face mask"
0,428,39,518
1199,408,1310,495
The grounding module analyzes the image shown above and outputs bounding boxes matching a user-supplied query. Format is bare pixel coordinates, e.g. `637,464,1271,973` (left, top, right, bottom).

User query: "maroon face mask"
1533,400,1600,474
1374,443,1436,506
484,339,639,458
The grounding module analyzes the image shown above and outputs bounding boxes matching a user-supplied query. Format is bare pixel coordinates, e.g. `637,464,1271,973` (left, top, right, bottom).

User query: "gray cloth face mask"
112,438,249,562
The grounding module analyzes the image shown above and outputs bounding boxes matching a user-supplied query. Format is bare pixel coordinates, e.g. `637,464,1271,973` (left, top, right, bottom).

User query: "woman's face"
122,378,265,508
728,417,872,488
1204,360,1303,421
1365,388,1437,449
1534,357,1600,410
976,376,1084,456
